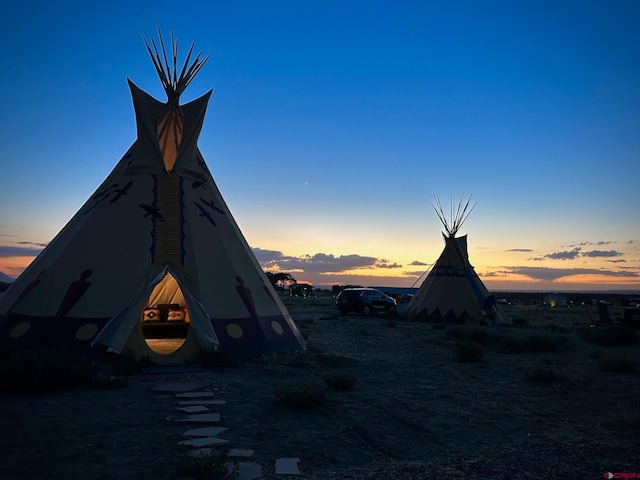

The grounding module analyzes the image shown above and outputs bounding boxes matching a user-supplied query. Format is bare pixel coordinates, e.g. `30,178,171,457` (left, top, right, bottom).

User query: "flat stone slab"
183,426,228,437
227,462,263,480
175,391,215,398
228,448,254,458
151,382,205,392
179,436,228,447
275,457,300,475
178,399,226,406
166,413,220,423
177,405,209,413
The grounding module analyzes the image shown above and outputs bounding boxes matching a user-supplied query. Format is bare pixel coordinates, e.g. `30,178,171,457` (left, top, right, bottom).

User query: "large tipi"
0,32,305,361
403,195,509,324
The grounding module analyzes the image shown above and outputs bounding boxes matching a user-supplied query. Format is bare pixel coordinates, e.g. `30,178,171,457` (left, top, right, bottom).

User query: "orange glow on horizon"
552,274,640,286
4,255,638,293
0,256,34,279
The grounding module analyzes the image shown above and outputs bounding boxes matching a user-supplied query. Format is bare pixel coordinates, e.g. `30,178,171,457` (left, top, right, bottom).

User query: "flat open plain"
0,293,638,479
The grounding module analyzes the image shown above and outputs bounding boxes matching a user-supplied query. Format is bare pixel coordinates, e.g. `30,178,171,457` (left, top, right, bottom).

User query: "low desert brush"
193,346,240,369
90,373,128,389
598,352,638,374
0,344,92,394
526,331,564,353
604,409,640,431
448,325,492,346
175,450,231,480
541,323,574,335
511,316,529,327
525,365,566,383
581,326,637,347
305,341,324,353
275,381,327,409
453,339,484,363
497,331,529,354
323,373,357,390
497,330,565,354
112,349,151,375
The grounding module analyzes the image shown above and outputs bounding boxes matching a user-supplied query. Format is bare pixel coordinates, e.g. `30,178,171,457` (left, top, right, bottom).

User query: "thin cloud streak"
532,247,624,261
0,246,44,257
495,266,639,282
582,250,622,258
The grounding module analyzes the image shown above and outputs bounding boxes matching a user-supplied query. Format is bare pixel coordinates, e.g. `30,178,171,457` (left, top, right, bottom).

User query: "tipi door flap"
92,267,218,353
160,268,219,349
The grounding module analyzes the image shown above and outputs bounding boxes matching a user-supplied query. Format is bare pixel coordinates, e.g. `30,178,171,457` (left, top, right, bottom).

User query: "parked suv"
336,288,397,316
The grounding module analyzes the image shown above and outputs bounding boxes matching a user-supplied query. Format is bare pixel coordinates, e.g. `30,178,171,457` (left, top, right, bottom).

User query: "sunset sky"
0,1,638,292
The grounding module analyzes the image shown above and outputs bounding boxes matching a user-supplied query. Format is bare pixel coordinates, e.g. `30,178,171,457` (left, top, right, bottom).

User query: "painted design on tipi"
4,269,46,316
55,269,93,319
84,182,134,213
140,203,164,221
235,275,258,320
0,29,305,357
194,197,225,227
403,194,510,324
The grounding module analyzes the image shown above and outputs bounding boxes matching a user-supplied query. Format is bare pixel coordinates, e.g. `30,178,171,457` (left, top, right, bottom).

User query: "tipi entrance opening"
140,273,190,355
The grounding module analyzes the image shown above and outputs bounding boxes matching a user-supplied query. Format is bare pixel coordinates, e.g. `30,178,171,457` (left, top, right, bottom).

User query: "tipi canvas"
404,196,509,324
0,32,305,361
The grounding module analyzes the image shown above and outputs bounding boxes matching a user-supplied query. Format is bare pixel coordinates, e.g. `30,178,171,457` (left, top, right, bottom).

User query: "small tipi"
403,195,509,324
0,31,305,361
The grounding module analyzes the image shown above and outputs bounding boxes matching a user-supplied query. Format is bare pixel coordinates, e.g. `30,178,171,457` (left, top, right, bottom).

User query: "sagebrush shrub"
525,365,566,383
581,327,637,347
112,349,151,375
453,340,484,363
174,450,229,480
599,352,638,374
323,373,356,390
498,332,528,354
193,346,239,368
275,381,327,409
497,330,564,354
512,316,528,327
526,331,563,353
449,325,492,345
0,344,92,394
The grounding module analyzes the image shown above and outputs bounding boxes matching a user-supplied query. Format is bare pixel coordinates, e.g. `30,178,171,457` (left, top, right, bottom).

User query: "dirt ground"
1,293,638,479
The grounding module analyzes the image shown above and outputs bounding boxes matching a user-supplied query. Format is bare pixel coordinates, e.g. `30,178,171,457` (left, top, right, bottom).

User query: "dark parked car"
336,288,397,315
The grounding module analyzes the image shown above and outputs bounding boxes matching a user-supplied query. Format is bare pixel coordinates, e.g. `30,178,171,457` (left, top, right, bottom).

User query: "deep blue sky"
1,1,639,291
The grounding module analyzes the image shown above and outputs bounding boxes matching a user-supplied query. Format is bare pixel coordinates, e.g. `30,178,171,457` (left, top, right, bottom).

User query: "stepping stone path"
176,405,210,413
167,413,221,423
183,426,229,437
176,391,216,398
178,399,226,406
152,380,302,479
152,382,205,392
179,436,229,447
275,457,301,475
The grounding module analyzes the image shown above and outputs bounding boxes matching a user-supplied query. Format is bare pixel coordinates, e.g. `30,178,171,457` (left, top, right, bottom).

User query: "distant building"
543,293,568,307
289,283,313,297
